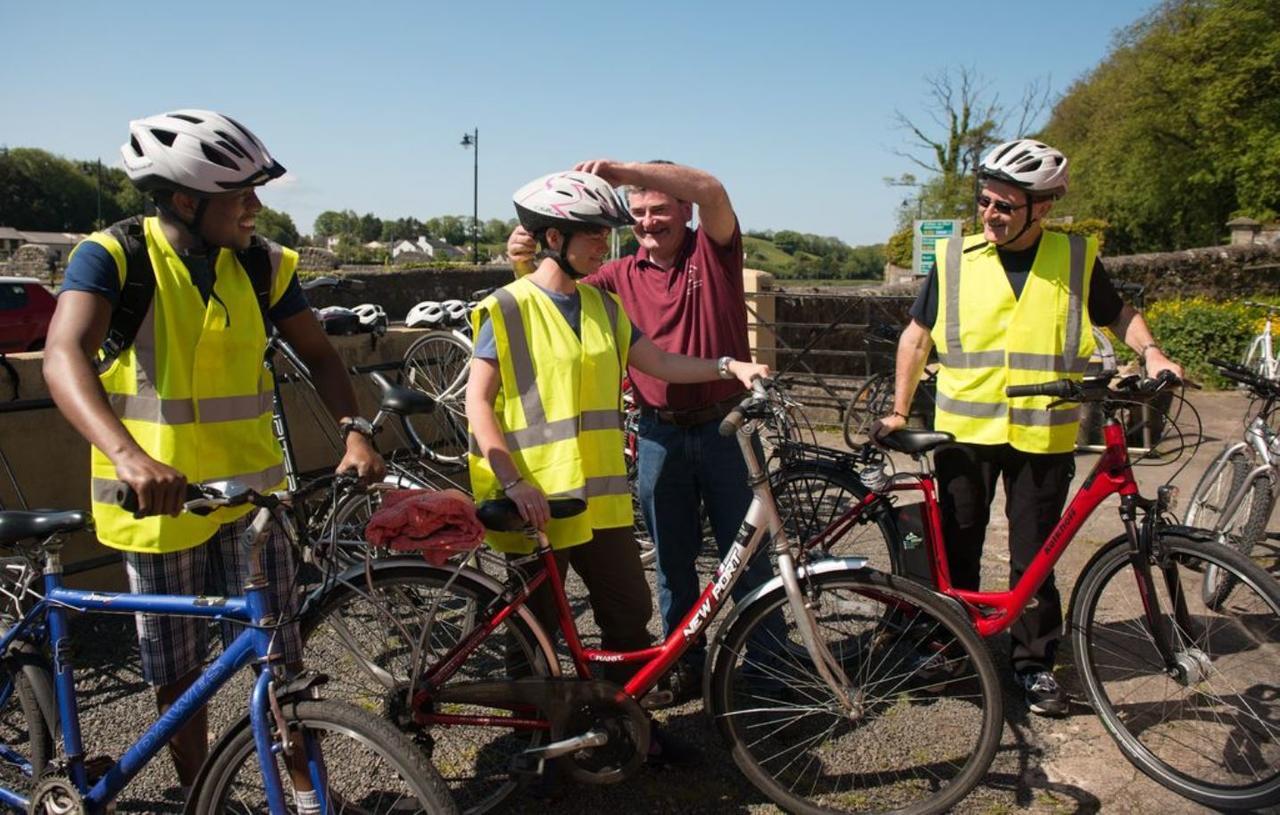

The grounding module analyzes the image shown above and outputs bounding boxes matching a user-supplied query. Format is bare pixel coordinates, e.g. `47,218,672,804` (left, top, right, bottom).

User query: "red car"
0,277,57,353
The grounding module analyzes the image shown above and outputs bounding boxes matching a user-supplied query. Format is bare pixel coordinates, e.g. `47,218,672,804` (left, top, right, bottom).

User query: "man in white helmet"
874,139,1181,716
506,160,780,705
43,110,383,802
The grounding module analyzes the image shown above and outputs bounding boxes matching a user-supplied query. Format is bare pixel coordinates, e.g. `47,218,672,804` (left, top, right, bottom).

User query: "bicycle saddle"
0,510,92,547
476,497,587,532
877,429,954,455
379,385,436,416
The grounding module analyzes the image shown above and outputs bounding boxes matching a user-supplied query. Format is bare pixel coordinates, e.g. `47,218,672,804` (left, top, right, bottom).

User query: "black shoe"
663,662,703,706
1018,670,1068,717
909,648,969,693
646,722,700,768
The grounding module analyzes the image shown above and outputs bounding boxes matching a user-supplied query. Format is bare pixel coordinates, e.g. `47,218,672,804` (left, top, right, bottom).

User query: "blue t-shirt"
60,241,309,324
472,282,642,360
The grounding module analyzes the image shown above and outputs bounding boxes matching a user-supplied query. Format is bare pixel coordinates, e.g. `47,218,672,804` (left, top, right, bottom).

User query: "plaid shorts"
123,514,303,686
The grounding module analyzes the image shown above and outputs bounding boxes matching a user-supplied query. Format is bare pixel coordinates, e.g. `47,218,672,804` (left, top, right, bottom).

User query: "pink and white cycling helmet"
121,109,286,195
512,171,634,235
978,139,1069,199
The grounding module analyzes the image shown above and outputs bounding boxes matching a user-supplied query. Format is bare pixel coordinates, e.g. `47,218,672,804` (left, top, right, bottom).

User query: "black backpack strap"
236,236,274,325
101,216,155,366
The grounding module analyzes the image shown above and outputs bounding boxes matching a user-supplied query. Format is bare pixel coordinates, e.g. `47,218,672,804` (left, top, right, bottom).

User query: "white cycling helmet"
442,299,469,325
406,301,445,329
352,303,388,334
121,109,286,195
513,171,634,235
978,139,1069,199
316,306,359,336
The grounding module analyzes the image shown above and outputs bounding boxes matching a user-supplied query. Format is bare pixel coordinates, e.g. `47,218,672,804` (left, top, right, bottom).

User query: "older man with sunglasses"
875,139,1180,717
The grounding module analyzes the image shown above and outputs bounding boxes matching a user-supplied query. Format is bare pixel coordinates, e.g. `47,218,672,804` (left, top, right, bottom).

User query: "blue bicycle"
0,481,456,814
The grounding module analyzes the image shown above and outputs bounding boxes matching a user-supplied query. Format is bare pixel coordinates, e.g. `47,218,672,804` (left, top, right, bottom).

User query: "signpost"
912,219,962,276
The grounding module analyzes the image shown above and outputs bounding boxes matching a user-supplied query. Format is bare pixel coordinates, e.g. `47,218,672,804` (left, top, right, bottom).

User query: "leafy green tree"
357,212,382,243
313,209,358,238
1040,0,1280,252
0,148,143,231
255,206,300,247
380,217,424,243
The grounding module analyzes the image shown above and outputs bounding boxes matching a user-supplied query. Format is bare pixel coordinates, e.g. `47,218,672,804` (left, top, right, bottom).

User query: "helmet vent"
214,131,248,159
129,135,144,157
222,115,257,145
151,129,178,147
200,142,238,170
169,113,203,124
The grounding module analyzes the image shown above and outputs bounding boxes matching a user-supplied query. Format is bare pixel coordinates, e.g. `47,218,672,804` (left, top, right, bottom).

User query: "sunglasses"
976,194,1029,216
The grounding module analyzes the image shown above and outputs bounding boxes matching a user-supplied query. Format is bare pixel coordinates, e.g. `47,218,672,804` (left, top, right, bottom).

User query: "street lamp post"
460,128,479,266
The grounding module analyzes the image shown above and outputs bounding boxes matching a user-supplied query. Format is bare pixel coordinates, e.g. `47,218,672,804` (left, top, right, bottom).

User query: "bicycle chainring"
28,773,86,815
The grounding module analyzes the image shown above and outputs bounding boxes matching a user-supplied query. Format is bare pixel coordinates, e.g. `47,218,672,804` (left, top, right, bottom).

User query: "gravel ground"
46,389,1278,813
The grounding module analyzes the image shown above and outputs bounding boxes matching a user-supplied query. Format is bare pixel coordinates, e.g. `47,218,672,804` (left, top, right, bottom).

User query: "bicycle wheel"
707,568,1002,815
300,563,557,815
1070,533,1280,810
0,651,53,801
1184,448,1274,608
192,698,457,814
842,373,893,449
402,330,472,465
770,461,898,573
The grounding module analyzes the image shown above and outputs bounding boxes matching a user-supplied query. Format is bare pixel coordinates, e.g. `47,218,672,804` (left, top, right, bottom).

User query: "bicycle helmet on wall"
442,300,469,326
406,301,445,329
316,306,360,336
352,303,389,335
512,171,633,278
977,139,1069,199
121,109,286,195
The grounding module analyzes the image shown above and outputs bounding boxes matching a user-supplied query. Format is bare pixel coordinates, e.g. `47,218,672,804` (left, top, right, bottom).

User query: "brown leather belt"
639,392,745,428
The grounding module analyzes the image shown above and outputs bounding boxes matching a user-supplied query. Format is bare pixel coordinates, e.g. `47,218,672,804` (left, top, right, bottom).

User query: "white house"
391,236,467,260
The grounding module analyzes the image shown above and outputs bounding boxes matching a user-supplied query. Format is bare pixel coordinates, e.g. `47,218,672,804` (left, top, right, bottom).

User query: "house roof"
0,227,24,241
16,230,85,246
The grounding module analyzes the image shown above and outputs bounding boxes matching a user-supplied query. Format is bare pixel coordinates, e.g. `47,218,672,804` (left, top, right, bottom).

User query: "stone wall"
1104,242,1280,301
7,244,57,282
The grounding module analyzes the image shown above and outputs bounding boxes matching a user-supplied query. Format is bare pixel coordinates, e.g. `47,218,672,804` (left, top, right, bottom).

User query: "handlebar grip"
115,484,206,516
1006,381,1072,398
719,406,747,438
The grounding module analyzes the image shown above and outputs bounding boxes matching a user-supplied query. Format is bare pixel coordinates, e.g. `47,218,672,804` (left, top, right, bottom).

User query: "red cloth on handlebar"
365,489,484,565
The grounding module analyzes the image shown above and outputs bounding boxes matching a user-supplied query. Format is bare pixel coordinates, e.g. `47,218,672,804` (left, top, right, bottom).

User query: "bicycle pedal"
509,752,546,778
640,689,674,709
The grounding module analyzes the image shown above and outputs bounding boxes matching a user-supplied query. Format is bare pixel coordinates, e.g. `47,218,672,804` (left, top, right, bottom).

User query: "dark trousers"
934,442,1074,674
507,526,653,686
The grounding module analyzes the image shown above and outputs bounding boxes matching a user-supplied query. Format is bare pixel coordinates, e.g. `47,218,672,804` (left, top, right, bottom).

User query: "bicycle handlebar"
1209,357,1280,398
115,482,241,518
1005,370,1187,402
719,377,773,437
300,276,366,292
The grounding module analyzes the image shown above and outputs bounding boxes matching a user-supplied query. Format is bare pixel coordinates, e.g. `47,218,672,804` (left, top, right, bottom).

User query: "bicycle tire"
192,697,457,814
707,567,1002,815
300,562,557,815
1070,533,1280,810
402,330,473,465
842,373,893,449
0,651,54,801
769,460,898,574
1184,448,1274,608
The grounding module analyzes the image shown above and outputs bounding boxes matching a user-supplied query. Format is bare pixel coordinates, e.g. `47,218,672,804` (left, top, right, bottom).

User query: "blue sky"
2,0,1157,246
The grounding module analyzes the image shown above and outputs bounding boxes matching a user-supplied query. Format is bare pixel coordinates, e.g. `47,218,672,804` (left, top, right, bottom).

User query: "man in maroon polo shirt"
508,159,779,703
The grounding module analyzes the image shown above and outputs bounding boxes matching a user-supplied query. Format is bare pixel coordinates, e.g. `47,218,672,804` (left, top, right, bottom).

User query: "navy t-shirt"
60,241,309,324
472,281,643,360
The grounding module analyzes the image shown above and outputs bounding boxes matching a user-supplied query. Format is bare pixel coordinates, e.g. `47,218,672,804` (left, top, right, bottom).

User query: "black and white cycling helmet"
405,301,445,329
978,139,1069,199
352,303,389,335
315,306,360,336
513,171,633,277
121,109,286,195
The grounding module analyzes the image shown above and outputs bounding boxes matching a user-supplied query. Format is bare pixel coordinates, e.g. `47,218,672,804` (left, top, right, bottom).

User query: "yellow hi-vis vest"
468,277,632,553
78,217,293,553
931,231,1097,454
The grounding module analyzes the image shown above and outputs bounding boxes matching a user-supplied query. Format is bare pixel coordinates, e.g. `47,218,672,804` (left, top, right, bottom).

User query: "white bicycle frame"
1243,301,1279,380
1197,416,1280,539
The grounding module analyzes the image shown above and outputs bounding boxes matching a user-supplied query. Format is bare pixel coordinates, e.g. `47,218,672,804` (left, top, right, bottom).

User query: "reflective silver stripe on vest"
91,463,284,506
109,393,196,424
936,393,1079,427
492,287,547,426
935,393,1007,418
1006,352,1092,374
939,239,1006,369
558,474,631,502
1062,234,1087,375
1010,406,1080,427
469,409,622,456
134,297,160,397
108,391,271,425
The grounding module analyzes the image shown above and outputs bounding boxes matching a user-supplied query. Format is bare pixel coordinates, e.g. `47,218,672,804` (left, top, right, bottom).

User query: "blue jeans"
636,412,780,670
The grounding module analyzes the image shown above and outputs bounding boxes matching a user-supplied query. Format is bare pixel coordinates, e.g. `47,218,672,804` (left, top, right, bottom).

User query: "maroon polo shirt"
585,223,749,411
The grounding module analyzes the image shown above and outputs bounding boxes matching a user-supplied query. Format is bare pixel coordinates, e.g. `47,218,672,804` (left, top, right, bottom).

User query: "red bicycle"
307,379,1004,815
808,372,1280,810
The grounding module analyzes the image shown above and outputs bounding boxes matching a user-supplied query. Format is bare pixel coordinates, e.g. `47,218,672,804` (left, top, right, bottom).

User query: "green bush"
885,226,913,268
1141,297,1273,387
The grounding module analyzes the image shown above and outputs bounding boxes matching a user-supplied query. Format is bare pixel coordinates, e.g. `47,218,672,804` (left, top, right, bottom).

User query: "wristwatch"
717,356,735,380
339,417,375,439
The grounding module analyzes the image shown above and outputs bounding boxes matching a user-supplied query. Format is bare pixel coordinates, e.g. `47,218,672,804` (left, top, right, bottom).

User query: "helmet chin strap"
156,195,216,255
993,192,1042,248
548,231,587,278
